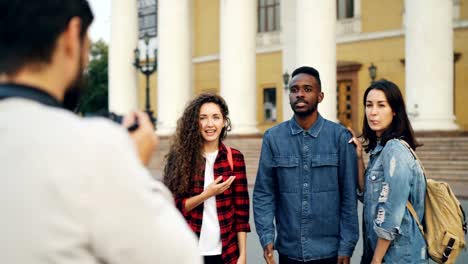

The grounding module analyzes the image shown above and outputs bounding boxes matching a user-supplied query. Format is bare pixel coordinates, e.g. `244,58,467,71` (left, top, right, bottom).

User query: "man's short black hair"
291,66,322,89
0,0,94,75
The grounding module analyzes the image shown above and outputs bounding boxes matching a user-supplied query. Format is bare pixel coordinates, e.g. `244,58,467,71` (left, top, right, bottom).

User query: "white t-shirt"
198,150,222,255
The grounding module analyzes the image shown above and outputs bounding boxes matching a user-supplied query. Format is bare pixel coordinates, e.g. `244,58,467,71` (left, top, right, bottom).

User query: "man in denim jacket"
253,66,359,264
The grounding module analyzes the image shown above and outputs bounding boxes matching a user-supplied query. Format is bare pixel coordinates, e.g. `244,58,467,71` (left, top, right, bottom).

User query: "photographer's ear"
60,17,82,62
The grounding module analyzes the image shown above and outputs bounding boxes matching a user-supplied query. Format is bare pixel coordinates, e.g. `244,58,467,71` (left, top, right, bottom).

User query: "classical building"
108,0,468,135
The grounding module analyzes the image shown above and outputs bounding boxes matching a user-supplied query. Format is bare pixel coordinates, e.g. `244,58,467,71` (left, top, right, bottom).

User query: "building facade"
108,0,468,135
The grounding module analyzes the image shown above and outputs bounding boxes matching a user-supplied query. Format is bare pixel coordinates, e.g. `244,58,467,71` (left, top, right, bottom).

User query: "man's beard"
63,59,87,112
290,99,318,117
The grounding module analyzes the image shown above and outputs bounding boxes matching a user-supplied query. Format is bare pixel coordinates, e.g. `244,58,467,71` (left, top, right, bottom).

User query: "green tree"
78,39,108,114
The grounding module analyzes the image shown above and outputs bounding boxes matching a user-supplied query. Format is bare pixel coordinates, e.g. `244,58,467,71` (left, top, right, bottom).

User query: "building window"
337,0,354,19
263,88,277,122
138,0,157,38
258,0,280,33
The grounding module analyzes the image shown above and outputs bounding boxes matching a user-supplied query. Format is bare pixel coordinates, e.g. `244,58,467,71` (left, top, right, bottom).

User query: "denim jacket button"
371,175,376,180
303,165,309,170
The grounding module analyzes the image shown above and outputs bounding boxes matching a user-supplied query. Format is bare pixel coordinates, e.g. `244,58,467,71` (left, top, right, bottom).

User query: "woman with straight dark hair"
163,93,250,264
349,80,427,263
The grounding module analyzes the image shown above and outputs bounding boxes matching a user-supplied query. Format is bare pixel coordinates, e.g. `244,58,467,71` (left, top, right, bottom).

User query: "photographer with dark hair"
0,1,201,263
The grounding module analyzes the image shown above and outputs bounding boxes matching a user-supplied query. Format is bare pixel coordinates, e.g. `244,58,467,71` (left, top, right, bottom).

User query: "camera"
106,112,139,132
107,112,125,124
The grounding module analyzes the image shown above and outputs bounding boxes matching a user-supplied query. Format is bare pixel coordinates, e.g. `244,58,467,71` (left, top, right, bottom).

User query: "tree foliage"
78,40,108,114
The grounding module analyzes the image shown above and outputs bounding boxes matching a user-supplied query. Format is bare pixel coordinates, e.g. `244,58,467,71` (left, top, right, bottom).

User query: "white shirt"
198,150,222,255
0,98,202,264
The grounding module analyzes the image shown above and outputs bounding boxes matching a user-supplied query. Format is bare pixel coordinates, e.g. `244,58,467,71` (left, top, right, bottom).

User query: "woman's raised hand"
347,126,366,193
347,127,363,160
204,176,236,197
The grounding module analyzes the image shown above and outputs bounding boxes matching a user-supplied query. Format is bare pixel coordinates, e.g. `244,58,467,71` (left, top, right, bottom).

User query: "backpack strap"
399,139,430,185
441,238,456,263
460,205,468,234
399,139,426,237
406,201,425,236
225,145,234,172
398,139,428,177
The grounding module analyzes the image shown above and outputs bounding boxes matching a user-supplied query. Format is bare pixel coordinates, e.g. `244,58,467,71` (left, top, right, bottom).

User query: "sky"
88,0,111,43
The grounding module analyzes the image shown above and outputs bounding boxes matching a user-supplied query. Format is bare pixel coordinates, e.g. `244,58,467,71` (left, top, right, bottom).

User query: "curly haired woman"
163,93,250,264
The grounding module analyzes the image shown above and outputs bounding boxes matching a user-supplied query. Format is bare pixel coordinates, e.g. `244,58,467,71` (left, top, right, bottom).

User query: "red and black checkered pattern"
175,143,251,264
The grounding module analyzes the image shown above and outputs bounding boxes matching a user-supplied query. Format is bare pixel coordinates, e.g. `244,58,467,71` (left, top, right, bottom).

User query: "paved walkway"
245,190,468,264
151,171,468,263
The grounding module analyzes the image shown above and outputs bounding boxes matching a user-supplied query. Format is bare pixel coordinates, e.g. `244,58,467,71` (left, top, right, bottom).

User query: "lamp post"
133,33,157,126
368,63,377,84
283,71,290,91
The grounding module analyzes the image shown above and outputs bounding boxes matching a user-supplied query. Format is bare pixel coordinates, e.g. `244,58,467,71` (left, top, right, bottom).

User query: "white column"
405,0,457,130
281,0,296,121
220,0,258,134
296,0,337,121
108,0,138,114
157,0,192,135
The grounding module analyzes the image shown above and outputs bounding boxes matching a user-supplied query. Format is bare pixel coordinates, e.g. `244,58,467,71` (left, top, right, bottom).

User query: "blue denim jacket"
363,139,427,263
253,114,359,261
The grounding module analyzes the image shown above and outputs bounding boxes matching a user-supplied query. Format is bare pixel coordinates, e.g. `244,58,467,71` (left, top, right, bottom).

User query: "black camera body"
106,112,139,132
107,112,125,124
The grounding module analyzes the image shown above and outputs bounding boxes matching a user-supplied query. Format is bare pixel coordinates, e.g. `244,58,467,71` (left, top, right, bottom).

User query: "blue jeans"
279,254,337,264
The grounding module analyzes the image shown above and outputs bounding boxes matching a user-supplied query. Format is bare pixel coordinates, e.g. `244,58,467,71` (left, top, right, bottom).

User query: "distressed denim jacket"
363,139,427,263
253,114,359,261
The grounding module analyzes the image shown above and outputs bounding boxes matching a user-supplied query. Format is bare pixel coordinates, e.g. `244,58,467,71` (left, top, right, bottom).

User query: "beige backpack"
401,140,467,264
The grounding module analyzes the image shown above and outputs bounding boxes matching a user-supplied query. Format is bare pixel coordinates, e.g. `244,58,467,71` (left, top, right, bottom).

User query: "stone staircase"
149,135,468,198
413,137,468,198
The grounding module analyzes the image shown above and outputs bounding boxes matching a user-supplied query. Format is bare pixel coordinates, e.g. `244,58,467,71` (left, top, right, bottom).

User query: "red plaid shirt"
174,143,251,264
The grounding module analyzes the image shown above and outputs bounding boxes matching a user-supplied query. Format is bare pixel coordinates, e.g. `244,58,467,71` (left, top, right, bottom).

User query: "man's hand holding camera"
123,111,159,166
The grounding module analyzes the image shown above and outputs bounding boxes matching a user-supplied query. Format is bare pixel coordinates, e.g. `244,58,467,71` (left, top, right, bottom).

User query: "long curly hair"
163,93,232,196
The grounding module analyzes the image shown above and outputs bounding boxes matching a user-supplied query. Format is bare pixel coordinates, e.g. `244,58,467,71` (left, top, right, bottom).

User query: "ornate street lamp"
133,33,157,127
368,63,377,84
283,71,290,91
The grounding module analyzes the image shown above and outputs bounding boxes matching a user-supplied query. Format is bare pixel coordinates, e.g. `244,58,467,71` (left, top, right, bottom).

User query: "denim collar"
369,142,384,157
289,113,325,138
